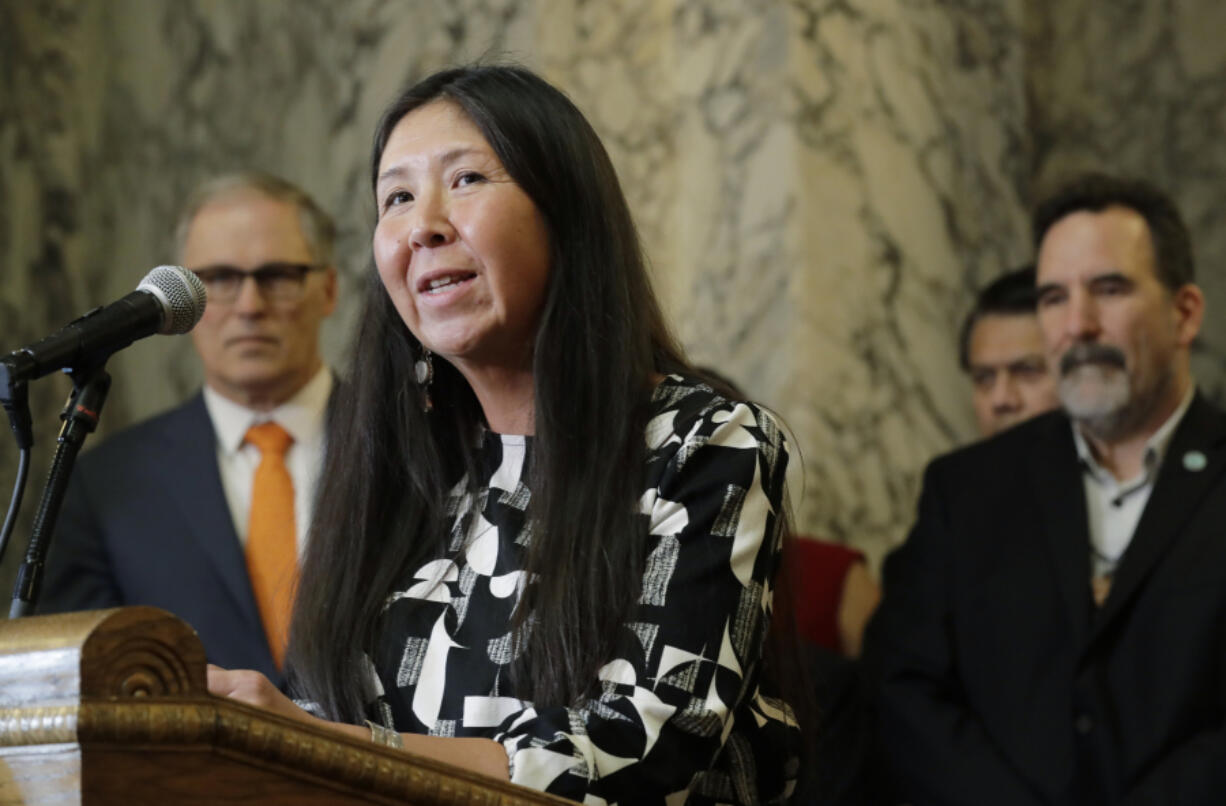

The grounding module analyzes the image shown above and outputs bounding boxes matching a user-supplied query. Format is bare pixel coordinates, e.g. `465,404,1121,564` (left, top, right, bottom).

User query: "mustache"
1060,342,1126,376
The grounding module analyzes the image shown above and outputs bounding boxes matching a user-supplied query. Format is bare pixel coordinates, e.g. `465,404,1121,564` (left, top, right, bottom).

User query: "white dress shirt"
1073,386,1194,579
202,367,332,555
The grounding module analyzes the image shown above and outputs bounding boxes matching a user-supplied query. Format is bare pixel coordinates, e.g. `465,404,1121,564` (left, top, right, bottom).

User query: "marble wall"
2,0,1225,595
1,2,113,592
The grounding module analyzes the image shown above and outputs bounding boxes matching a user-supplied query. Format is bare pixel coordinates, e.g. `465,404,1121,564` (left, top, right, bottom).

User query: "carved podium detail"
0,607,570,805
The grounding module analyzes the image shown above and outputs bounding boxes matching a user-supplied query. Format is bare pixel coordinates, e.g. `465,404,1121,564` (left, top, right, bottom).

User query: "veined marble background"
2,0,1225,595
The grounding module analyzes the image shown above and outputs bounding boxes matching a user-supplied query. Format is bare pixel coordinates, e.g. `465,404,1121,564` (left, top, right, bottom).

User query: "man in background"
41,172,338,685
868,173,1226,803
960,265,1059,437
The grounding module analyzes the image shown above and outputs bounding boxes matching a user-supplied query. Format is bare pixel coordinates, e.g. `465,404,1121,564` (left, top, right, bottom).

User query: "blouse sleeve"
491,398,790,803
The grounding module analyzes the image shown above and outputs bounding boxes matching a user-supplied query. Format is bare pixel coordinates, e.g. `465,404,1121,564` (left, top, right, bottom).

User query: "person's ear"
320,266,339,316
1172,283,1204,347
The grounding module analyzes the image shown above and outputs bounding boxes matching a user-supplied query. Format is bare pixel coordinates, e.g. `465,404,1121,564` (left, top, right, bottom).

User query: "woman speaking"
208,64,798,805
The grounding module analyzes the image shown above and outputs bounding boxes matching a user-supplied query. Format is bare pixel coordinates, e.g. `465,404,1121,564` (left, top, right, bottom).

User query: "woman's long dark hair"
287,65,692,721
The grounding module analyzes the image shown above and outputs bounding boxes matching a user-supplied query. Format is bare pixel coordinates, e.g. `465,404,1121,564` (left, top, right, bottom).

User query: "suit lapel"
158,394,265,636
1089,394,1226,644
1029,415,1093,646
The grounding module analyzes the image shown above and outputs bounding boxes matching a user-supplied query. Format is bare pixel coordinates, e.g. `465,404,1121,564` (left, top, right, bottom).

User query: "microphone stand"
9,362,111,618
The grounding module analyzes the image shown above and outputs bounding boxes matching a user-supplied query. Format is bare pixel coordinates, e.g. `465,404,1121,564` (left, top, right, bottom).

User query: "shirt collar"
1072,384,1195,485
203,366,333,453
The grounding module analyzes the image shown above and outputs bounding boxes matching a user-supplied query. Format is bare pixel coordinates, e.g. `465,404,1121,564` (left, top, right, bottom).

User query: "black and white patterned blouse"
367,375,798,804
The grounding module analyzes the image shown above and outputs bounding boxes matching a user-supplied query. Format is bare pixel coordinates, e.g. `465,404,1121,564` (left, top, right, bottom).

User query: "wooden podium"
0,607,570,805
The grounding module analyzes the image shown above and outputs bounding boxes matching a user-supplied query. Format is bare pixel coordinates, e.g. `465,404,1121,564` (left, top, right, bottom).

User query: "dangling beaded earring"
414,347,434,412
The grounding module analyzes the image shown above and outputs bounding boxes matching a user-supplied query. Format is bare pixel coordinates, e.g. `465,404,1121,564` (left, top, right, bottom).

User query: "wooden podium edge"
0,608,571,806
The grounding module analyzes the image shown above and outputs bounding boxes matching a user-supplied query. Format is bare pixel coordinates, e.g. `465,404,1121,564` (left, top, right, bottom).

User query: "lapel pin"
1183,450,1207,472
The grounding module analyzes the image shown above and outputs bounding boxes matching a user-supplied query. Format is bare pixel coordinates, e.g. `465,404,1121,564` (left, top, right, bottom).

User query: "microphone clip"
0,359,34,451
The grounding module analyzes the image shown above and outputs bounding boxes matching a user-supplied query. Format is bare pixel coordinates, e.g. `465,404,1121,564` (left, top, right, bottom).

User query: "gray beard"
1059,364,1133,441
1060,363,1173,442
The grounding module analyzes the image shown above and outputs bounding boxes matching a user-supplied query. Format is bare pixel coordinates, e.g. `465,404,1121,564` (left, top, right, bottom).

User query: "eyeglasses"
191,262,324,304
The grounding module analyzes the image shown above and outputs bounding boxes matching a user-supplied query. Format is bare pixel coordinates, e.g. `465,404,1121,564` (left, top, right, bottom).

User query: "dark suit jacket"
864,395,1226,806
40,392,294,685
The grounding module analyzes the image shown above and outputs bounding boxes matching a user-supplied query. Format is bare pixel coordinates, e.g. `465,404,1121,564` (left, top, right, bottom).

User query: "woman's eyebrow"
437,146,483,166
376,164,406,187
376,147,486,187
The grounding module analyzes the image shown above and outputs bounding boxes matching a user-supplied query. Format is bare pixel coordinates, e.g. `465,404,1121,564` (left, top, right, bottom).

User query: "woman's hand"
207,665,509,779
207,665,374,743
206,664,318,727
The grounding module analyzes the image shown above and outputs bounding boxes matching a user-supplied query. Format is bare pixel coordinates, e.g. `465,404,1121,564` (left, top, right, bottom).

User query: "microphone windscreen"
139,265,207,335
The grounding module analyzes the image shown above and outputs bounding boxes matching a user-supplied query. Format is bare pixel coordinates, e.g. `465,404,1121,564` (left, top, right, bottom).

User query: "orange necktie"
244,421,297,669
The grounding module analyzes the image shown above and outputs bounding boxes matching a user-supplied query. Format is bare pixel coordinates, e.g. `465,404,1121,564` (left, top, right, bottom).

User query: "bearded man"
866,173,1226,805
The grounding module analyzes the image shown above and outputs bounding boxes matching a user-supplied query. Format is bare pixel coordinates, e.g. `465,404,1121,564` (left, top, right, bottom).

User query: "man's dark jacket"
865,395,1226,805
39,393,297,684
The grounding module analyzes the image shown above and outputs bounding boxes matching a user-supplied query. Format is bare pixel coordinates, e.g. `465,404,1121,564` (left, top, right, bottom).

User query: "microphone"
0,265,207,383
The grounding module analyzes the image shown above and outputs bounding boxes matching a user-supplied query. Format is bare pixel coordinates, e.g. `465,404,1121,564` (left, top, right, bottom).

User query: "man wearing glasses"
42,173,338,686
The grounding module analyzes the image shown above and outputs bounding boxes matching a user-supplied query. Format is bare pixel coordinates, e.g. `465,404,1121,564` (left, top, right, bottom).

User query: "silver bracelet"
364,719,404,749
